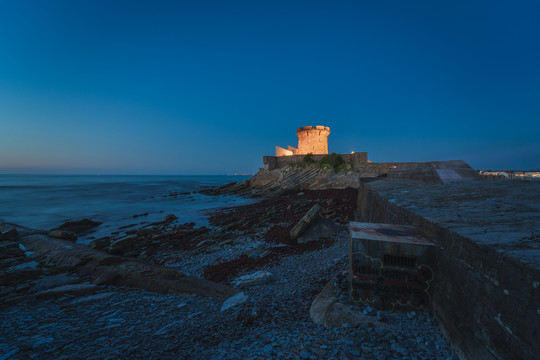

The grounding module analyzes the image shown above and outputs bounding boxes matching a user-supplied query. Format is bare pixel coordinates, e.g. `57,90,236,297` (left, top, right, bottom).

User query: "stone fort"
266,125,370,172
265,126,481,182
275,125,331,156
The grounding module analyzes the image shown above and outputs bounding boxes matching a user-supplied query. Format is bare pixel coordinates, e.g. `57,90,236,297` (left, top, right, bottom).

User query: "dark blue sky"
1,0,538,174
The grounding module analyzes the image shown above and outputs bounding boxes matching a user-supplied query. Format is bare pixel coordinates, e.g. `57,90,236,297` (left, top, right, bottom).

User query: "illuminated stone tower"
296,125,330,155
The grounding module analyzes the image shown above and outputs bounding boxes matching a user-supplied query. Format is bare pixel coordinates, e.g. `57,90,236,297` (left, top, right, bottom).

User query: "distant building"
499,171,516,179
479,170,540,180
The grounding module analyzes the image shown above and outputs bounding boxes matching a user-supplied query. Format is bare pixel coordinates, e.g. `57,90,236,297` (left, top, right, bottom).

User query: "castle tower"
296,125,330,155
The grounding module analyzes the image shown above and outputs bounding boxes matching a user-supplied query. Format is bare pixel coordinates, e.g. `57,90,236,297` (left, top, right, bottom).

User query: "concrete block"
349,222,438,311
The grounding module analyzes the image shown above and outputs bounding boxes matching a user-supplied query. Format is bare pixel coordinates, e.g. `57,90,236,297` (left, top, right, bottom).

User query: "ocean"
0,174,253,243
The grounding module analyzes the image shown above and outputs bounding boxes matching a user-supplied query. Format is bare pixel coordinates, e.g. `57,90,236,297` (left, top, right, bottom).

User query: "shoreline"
0,184,456,359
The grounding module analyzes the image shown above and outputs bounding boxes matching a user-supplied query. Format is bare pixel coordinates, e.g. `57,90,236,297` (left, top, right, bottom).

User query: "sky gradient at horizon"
1,0,539,174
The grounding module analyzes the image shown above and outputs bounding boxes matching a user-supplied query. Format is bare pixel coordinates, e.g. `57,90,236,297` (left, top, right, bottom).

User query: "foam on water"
0,174,253,243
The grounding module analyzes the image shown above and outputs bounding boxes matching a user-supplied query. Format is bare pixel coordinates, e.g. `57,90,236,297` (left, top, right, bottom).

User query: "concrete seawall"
356,179,540,360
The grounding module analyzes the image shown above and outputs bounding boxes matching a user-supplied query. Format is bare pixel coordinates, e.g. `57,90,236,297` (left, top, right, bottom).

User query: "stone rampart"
296,126,331,155
356,179,540,360
263,154,421,177
264,153,368,171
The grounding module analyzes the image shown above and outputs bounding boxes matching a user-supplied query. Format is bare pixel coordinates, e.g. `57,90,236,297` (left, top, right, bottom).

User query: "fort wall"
263,153,421,177
264,152,368,171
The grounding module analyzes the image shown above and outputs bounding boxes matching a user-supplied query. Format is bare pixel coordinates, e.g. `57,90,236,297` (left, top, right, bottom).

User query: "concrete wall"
356,180,540,360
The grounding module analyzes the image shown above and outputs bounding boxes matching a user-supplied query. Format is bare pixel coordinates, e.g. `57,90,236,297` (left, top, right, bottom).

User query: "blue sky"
0,0,538,174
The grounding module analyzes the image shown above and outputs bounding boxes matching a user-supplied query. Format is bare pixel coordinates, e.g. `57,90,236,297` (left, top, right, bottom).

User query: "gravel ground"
1,229,456,360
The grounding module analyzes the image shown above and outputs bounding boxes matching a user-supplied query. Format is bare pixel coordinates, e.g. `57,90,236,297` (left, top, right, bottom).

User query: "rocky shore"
1,183,456,359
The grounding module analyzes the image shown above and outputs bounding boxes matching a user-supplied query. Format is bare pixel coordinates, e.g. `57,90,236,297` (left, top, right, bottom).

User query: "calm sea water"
0,175,252,243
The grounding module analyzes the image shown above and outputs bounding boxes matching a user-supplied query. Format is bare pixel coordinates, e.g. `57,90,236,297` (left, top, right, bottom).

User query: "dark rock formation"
54,219,102,234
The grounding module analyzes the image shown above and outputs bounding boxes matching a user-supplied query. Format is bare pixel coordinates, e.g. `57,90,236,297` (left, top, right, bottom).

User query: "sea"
0,174,253,244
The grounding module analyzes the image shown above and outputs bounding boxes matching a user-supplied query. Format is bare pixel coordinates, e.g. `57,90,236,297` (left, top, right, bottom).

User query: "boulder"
71,292,115,305
0,241,25,261
89,237,110,251
297,217,344,244
55,219,102,234
221,292,248,311
290,204,322,240
30,274,81,293
36,283,98,299
109,234,137,254
232,270,273,288
310,274,394,329
47,230,77,241
19,234,239,299
0,228,18,242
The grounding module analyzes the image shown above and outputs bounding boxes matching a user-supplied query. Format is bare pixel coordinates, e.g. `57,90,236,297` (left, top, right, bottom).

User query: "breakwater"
357,178,540,360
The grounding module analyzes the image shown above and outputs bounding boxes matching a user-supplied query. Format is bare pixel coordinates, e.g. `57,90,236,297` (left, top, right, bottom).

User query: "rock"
165,214,178,222
221,292,248,311
153,320,184,336
71,292,115,304
30,274,81,293
47,230,77,241
232,271,273,288
362,346,373,354
55,219,102,234
0,228,18,242
0,348,19,359
218,239,233,246
109,234,137,254
396,347,409,355
132,212,148,218
290,204,322,240
20,234,239,299
10,261,39,270
310,275,394,330
297,217,343,244
32,336,54,348
36,283,98,299
0,241,25,260
258,249,272,258
89,237,110,250
203,245,221,253
138,228,154,236
196,239,215,248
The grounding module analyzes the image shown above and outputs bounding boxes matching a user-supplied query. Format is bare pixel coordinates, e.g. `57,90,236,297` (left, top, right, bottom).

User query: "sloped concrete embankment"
356,179,540,360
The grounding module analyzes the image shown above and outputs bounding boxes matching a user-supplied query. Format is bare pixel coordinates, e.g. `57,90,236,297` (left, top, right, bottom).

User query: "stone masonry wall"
296,126,330,155
263,153,368,171
356,179,540,360
263,155,419,178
